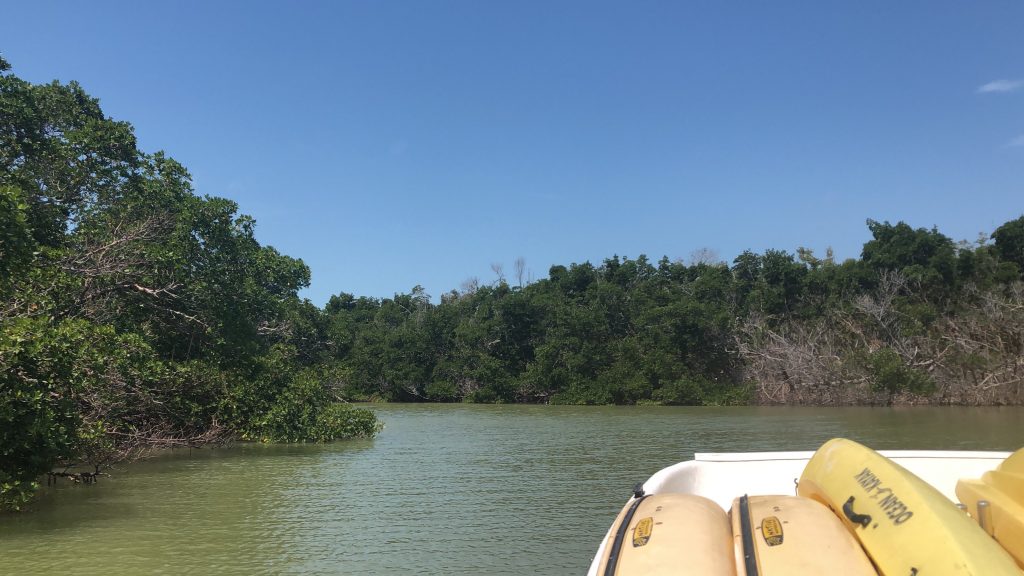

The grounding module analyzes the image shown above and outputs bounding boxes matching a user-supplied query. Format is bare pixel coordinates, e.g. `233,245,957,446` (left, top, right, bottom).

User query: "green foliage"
0,59,379,511
896,301,939,337
651,376,706,405
322,216,1024,408
246,369,381,443
313,403,383,441
992,215,1024,275
864,348,935,398
0,317,81,510
0,64,139,248
732,249,807,315
862,220,958,296
652,375,752,406
0,186,33,295
0,317,184,508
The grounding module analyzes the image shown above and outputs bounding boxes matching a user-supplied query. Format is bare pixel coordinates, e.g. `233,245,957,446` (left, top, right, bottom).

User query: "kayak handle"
842,496,872,528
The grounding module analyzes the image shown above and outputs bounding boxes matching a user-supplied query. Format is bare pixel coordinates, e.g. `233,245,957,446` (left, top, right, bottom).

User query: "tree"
0,59,379,510
992,215,1024,276
861,220,958,296
514,256,528,287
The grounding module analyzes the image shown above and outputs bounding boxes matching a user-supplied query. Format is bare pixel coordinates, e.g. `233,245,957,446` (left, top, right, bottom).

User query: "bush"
0,318,90,511
866,348,935,397
653,376,752,406
424,379,460,402
313,403,383,440
245,370,381,442
652,377,705,405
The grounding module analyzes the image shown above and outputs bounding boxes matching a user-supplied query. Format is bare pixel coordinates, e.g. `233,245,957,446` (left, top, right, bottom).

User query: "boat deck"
642,450,1010,511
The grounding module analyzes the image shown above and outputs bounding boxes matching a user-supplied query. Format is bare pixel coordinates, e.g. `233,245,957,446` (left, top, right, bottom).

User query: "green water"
2,404,1022,575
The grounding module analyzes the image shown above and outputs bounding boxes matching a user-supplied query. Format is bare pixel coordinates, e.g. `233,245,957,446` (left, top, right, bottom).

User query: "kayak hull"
596,493,736,576
730,494,876,576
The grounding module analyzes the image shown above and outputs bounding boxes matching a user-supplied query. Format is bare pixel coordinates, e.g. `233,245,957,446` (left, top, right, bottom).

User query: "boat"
588,439,1022,576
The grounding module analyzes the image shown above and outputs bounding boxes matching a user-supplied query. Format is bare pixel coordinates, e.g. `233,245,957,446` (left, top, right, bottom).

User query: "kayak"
798,438,1021,575
730,494,876,575
956,447,1024,568
595,493,735,575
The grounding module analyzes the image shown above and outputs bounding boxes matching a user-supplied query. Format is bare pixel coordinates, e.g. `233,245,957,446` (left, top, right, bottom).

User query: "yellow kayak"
992,446,1024,481
597,493,736,575
730,494,876,575
956,447,1024,568
798,438,1021,576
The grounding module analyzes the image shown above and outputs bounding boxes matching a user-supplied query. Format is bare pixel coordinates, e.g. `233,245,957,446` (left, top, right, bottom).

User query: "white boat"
587,446,1015,576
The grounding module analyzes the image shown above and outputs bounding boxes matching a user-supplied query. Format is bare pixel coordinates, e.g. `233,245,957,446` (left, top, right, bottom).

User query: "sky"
3,1,1023,304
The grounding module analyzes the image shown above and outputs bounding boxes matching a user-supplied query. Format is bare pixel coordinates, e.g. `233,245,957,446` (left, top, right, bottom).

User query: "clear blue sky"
4,1,1023,304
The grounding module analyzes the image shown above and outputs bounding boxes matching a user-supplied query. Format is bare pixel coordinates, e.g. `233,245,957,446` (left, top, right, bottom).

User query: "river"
2,404,1022,575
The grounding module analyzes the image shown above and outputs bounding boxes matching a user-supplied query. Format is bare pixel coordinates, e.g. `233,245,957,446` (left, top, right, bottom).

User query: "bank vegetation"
0,58,379,511
325,219,1023,408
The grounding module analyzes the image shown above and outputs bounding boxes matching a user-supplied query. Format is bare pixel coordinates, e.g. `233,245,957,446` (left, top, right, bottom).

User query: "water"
2,404,1022,575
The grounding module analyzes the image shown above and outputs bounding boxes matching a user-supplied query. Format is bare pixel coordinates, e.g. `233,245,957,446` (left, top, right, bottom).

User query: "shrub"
866,348,935,397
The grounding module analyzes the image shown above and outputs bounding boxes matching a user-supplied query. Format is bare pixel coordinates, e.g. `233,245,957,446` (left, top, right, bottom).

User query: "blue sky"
4,1,1023,304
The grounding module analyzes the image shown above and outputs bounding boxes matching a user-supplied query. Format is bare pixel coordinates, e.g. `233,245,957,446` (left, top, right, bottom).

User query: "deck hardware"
976,500,992,535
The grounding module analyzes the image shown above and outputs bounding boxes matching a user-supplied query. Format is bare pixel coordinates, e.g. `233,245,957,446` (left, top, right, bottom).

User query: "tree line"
3,58,1024,510
325,216,1023,407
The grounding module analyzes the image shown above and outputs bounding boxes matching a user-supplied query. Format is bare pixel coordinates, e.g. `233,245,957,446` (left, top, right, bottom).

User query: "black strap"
603,494,648,576
738,495,760,576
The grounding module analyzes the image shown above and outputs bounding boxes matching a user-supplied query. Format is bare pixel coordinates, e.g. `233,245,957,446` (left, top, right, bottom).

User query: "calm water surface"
2,404,1022,575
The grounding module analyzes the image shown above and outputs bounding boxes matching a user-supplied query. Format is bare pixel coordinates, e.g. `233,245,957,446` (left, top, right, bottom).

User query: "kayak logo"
632,517,653,547
852,467,915,526
761,516,784,546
